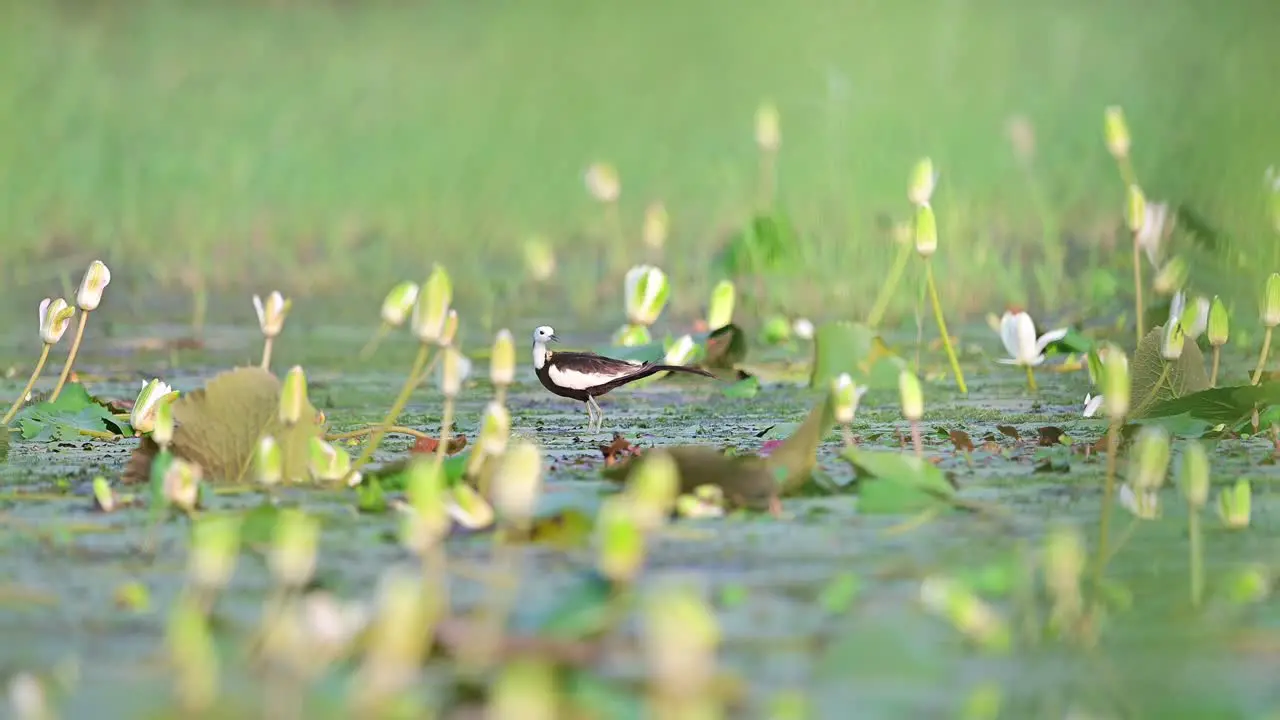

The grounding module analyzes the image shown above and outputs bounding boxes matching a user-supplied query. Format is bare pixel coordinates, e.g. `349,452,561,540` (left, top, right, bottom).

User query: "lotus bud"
597,497,645,583
898,369,924,421
624,264,670,327
642,580,720,697
523,236,556,281
663,335,696,366
1104,106,1131,159
1152,256,1188,295
256,436,283,486
490,658,559,720
1264,272,1280,327
439,346,471,398
584,162,620,203
403,459,450,551
379,281,419,327
490,329,516,387
613,323,652,347
492,440,544,528
38,298,75,345
1102,345,1130,420
76,259,112,311
1127,426,1170,491
914,202,937,258
1124,185,1146,234
439,309,459,347
642,202,669,251
1180,441,1210,508
308,437,353,482
1181,295,1210,340
153,395,175,447
474,402,511,458
832,373,867,425
93,476,115,512
131,378,176,435
252,291,290,339
279,365,309,425
755,101,780,152
269,509,320,588
1161,318,1185,360
411,264,453,344
706,280,735,331
1217,479,1251,529
624,451,680,532
189,515,242,592
446,483,494,530
792,317,815,341
163,457,202,512
1208,296,1229,347
908,157,937,205
8,672,51,720
919,575,1011,653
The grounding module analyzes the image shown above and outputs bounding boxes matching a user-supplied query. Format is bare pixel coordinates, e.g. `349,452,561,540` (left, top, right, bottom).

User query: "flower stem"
345,342,432,481
925,260,967,394
1189,509,1203,608
435,398,455,469
260,336,275,371
1210,346,1221,388
1095,421,1121,590
325,425,436,442
1025,365,1038,393
757,149,776,211
358,321,393,361
841,423,856,449
910,419,923,459
2,345,51,426
1251,326,1273,385
1132,236,1144,348
409,351,444,390
50,311,90,402
866,241,913,329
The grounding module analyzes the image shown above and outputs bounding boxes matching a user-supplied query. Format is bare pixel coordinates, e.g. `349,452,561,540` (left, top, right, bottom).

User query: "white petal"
995,357,1023,365
1034,327,1070,354
998,312,1021,359
1014,313,1039,364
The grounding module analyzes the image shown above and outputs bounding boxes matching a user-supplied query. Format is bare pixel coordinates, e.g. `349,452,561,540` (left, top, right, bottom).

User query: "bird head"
532,325,560,345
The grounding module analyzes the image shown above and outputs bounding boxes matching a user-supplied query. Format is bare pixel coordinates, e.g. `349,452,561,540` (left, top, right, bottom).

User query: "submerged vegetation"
4,2,1280,717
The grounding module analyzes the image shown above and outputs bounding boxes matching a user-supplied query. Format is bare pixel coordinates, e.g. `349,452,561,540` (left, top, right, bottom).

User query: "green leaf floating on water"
722,375,760,399
364,451,471,491
11,383,133,442
1129,324,1209,418
1135,381,1280,432
809,321,904,390
842,448,956,514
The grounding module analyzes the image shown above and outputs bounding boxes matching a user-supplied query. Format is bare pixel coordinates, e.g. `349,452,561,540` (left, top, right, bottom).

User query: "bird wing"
546,351,647,390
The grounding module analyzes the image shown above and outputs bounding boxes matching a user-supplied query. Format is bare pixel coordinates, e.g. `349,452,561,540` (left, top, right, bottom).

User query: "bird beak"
550,334,560,343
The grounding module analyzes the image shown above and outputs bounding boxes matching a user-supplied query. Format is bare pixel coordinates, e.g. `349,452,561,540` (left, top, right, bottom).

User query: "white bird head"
532,326,559,345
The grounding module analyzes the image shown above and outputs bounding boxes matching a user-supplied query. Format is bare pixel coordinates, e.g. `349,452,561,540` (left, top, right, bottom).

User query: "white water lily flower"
1119,483,1160,520
995,311,1068,366
1161,316,1185,360
1181,294,1210,340
131,378,175,434
1136,201,1171,267
1083,393,1105,418
76,260,112,311
624,265,669,326
664,334,696,365
38,298,75,345
252,291,291,338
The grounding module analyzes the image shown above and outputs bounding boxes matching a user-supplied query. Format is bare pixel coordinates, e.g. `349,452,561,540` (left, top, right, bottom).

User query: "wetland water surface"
2,322,1280,719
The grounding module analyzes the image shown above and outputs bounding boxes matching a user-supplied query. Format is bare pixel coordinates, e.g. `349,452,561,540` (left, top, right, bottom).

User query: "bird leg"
588,395,604,433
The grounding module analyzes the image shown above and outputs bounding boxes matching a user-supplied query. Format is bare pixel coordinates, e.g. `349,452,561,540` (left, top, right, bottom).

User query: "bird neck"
532,342,548,370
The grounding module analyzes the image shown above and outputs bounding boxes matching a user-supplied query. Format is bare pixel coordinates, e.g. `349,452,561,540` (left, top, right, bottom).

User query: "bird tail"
645,363,717,379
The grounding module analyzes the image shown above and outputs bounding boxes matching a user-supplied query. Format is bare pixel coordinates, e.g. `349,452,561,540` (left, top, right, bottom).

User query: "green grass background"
3,0,1278,332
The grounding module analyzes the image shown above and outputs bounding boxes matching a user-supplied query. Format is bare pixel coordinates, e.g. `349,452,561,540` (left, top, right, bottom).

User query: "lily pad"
12,383,133,442
842,448,956,515
1129,324,1210,418
722,375,760,399
1137,381,1280,431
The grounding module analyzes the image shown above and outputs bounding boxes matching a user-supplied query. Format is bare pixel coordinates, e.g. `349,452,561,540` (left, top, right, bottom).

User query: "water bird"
531,325,715,432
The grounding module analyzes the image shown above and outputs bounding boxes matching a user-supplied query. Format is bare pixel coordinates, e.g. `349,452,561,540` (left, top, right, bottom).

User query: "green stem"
1210,346,1221,388
345,342,432,482
866,241,913,329
409,351,444,391
2,344,51,426
1117,156,1139,189
1132,236,1144,348
358,321,392,361
1251,326,1273,385
1189,509,1203,608
1095,421,1121,591
1136,362,1172,416
757,149,776,212
260,336,275,372
1025,365,1038,393
435,398,455,469
325,425,435,442
50,310,90,402
925,260,967,394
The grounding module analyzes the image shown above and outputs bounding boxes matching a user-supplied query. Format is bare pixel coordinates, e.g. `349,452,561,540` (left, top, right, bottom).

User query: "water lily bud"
642,202,669,250
663,335,696,366
256,436,283,486
898,369,924,421
1042,523,1085,598
1181,295,1210,340
153,395,175,447
308,437,353,482
1104,106,1131,159
707,280,735,331
613,323,652,347
1217,479,1251,529
624,265,670,327
490,329,516,387
908,157,937,206
490,658,559,720
252,291,290,339
163,457,203,512
446,483,494,530
1263,272,1280,327
269,509,320,588
642,580,720,697
492,440,544,528
76,259,112,311
584,162,620,203
1152,256,1188,295
832,373,867,425
1102,346,1130,420
914,202,938,258
792,317,815,341
1179,441,1210,508
476,401,511,457
1161,319,1185,360
8,672,50,720
1119,482,1159,520
411,264,453,343
676,485,726,519
131,378,176,435
523,236,556,281
439,346,472,398
361,570,433,692
597,496,645,583
1125,184,1146,234
760,315,792,345
919,575,1011,653
403,459,450,551
624,451,680,532
1127,426,1171,491
38,297,75,345
1208,296,1229,347
380,281,419,327
93,476,115,512
279,365,309,425
189,515,242,592
439,309,459,347
755,101,780,152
